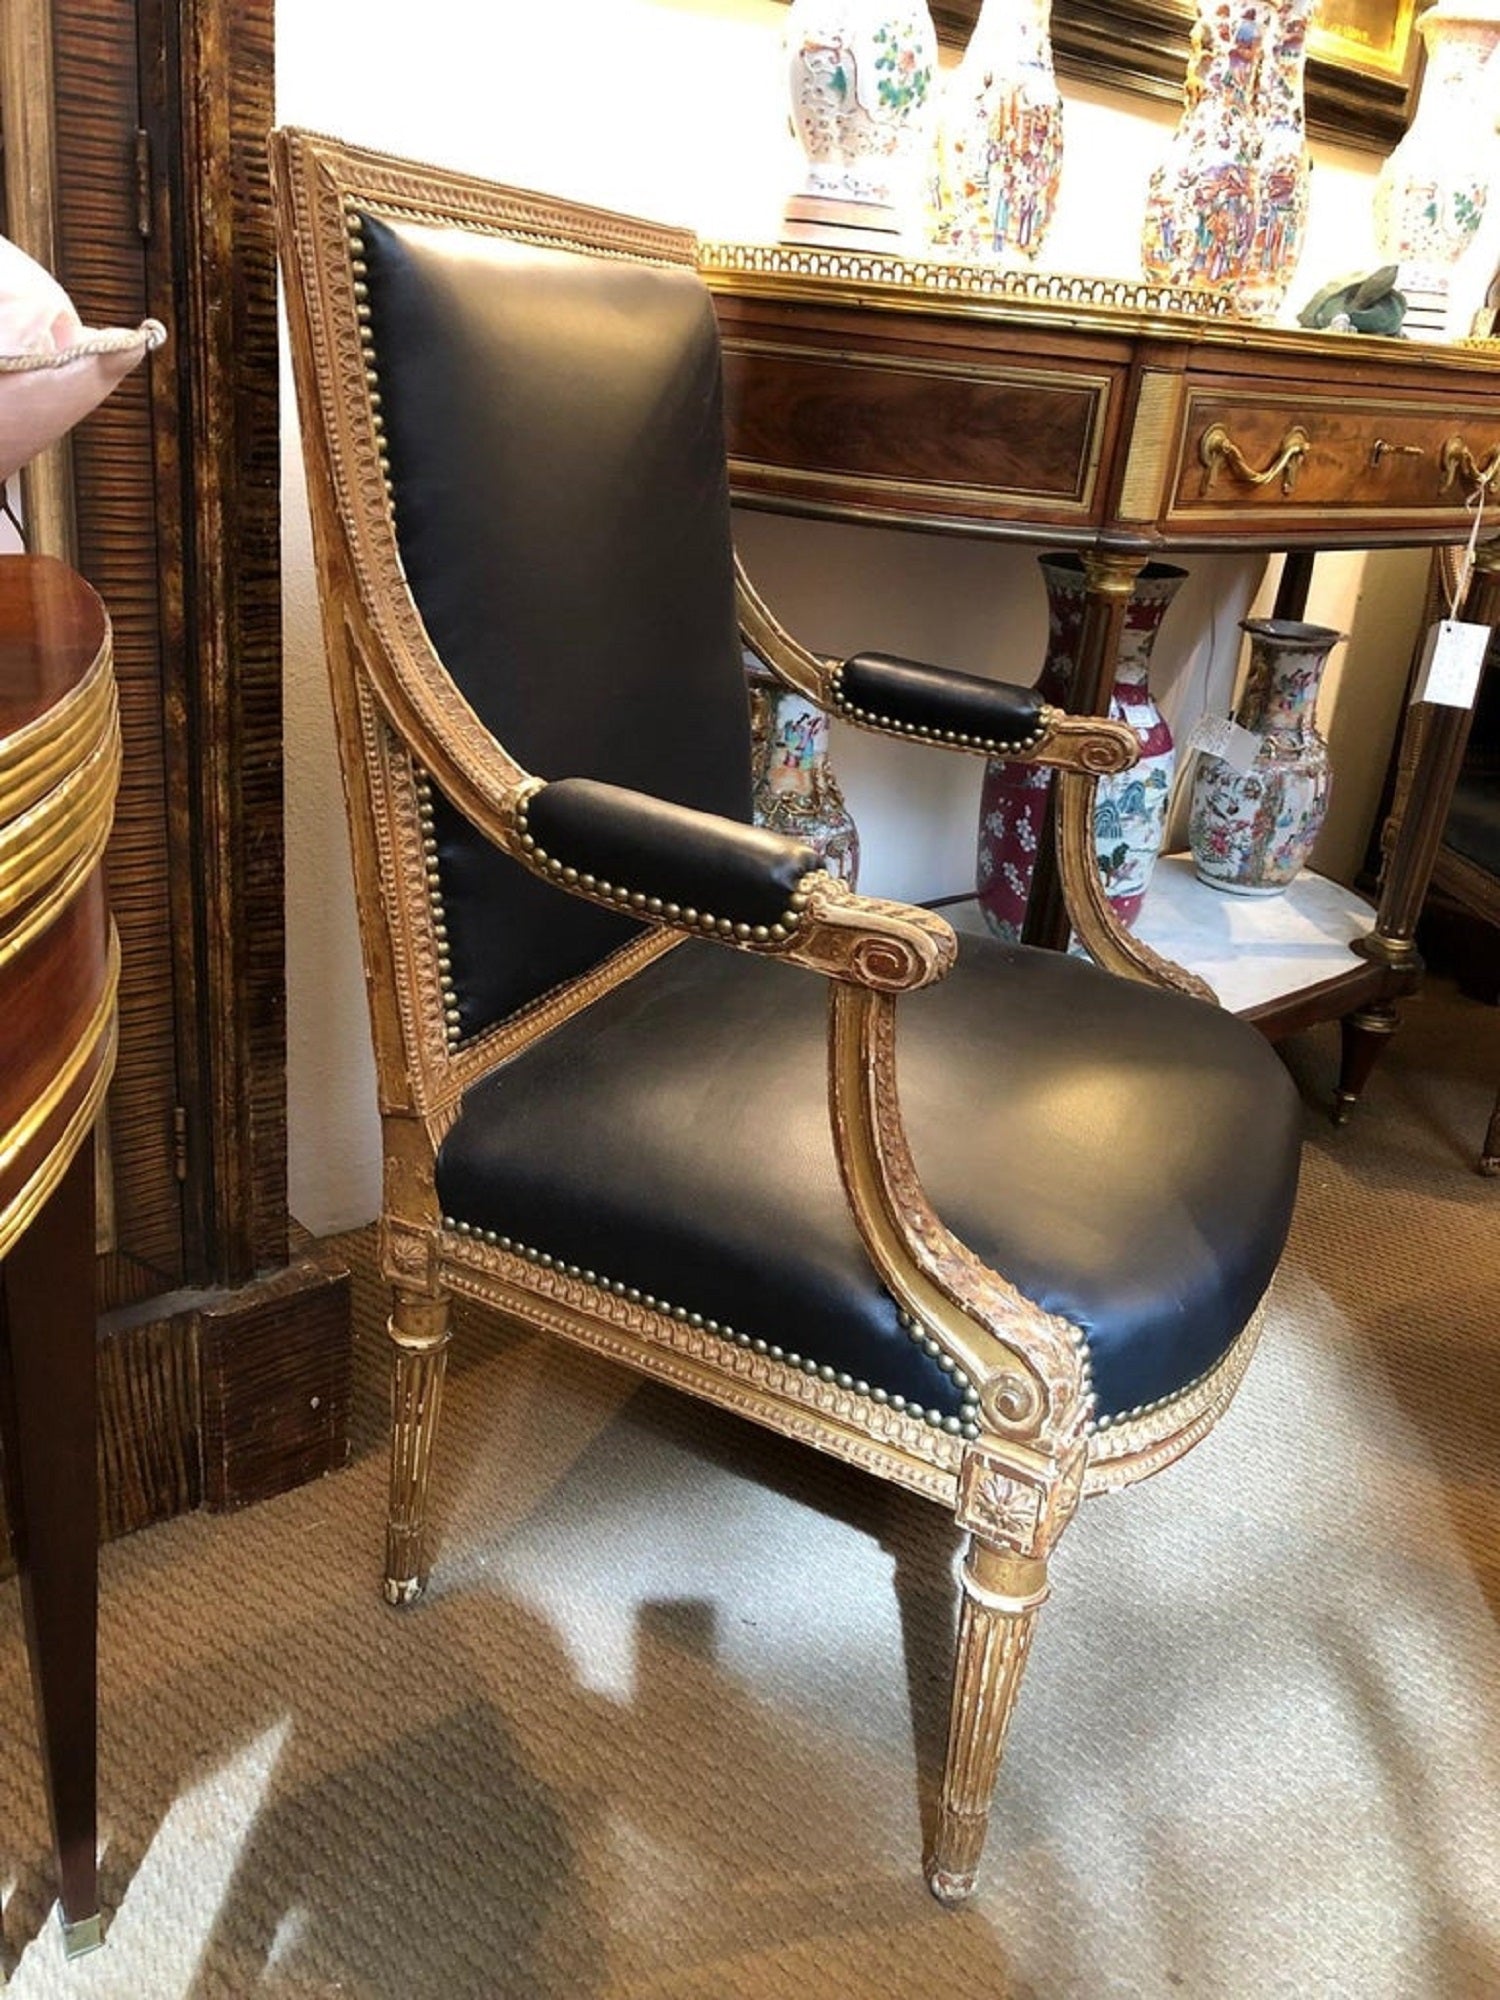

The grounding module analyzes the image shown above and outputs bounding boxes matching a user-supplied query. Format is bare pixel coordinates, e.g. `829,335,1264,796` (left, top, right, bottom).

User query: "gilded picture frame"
929,0,1426,151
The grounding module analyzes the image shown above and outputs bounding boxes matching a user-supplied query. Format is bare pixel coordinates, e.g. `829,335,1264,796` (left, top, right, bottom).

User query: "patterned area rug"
2,983,1497,1998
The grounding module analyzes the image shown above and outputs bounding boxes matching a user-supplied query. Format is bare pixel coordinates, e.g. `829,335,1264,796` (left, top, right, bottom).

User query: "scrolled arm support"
827,980,1092,1446
1198,421,1309,498
1055,773,1215,1000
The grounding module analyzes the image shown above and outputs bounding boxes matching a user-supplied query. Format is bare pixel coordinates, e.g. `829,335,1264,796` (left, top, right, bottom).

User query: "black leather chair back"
355,210,754,1037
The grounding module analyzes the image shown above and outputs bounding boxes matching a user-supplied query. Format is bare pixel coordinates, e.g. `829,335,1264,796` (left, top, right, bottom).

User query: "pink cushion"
0,234,164,479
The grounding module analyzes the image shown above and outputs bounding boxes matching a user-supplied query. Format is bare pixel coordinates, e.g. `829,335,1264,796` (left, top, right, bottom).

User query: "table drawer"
1165,387,1500,527
720,336,1115,528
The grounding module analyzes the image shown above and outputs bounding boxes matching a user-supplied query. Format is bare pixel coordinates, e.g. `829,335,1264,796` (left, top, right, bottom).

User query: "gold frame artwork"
929,0,1428,151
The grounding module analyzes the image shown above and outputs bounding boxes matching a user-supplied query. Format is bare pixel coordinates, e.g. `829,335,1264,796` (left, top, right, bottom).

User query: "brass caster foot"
383,1573,425,1606
926,1864,977,1907
61,1911,104,1958
1479,1157,1499,1178
1331,1092,1355,1127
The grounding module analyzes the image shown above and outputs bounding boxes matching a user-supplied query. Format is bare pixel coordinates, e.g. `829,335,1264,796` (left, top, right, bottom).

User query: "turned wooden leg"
927,1538,1050,1905
383,1287,451,1606
1334,1001,1400,1125
0,1147,103,1955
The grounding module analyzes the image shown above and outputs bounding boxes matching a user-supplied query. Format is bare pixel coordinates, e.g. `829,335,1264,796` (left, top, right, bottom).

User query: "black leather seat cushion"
436,935,1302,1425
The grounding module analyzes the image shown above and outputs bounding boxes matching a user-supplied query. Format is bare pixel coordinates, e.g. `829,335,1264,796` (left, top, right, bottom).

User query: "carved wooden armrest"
737,558,1138,777
513,777,955,992
510,775,953,990
736,557,1209,1003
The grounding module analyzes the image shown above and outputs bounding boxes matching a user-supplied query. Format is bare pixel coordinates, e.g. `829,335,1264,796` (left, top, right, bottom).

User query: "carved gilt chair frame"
273,127,1276,1901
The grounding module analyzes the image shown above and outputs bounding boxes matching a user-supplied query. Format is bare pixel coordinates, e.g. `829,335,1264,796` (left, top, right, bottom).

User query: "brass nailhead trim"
348,213,462,1050
447,1218,982,1437
346,212,394,505
1090,1361,1216,1434
415,774,464,1048
514,795,813,945
827,663,1047,757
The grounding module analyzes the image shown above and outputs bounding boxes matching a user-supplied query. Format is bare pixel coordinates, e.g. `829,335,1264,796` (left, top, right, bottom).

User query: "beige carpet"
2,982,1498,1999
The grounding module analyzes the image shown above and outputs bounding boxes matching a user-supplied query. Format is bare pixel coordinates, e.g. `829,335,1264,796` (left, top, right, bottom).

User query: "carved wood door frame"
4,0,284,1303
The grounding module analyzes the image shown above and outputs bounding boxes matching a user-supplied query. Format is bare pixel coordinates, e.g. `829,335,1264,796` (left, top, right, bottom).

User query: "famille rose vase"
976,554,1184,941
783,0,938,246
1239,0,1314,318
1142,0,1311,317
1188,617,1342,895
930,0,1064,263
750,679,860,885
1372,0,1500,339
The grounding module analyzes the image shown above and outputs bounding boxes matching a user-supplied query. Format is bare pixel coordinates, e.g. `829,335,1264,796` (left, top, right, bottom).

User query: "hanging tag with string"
1411,476,1495,708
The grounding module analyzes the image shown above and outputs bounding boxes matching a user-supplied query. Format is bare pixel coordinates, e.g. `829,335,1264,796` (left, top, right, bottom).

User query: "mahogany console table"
704,244,1500,1111
0,555,119,1954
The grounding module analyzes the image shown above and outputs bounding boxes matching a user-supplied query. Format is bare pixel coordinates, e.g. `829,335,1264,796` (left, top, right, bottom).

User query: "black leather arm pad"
830,652,1048,754
520,777,820,932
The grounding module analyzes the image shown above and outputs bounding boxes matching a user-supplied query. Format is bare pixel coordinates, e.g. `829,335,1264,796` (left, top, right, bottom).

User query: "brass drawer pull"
1199,422,1310,498
1440,435,1500,493
1370,438,1425,465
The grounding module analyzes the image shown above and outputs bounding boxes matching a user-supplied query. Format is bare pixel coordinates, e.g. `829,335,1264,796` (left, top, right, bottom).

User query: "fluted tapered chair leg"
927,1537,1050,1905
384,1287,451,1605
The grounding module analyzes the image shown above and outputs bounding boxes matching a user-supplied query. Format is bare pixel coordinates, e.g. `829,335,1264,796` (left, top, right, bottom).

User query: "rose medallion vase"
930,0,1064,264
750,679,860,885
1238,0,1313,319
977,554,1184,941
1141,0,1276,304
1372,0,1500,340
1188,617,1342,895
783,0,938,247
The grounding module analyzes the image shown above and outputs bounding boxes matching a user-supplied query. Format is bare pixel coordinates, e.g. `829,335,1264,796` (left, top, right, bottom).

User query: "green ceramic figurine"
1297,265,1407,335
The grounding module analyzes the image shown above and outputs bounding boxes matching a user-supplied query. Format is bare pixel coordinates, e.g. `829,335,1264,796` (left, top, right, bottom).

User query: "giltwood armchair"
272,128,1303,1901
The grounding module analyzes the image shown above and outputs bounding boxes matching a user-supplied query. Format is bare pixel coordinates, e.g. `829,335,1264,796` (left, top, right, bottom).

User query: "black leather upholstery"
835,653,1048,748
524,778,819,928
357,210,754,1037
437,934,1303,1423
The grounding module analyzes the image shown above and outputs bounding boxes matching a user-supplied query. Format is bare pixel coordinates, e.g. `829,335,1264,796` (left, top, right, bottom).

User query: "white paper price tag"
1411,619,1491,710
1186,713,1262,774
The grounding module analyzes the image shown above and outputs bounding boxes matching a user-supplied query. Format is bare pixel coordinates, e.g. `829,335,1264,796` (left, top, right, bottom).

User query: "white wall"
277,0,1474,1234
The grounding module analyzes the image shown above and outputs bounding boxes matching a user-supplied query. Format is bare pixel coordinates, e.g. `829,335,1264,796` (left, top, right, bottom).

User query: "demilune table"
0,554,119,1954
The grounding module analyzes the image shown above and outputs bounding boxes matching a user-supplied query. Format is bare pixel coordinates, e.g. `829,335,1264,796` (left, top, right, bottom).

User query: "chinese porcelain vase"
750,680,860,885
1240,0,1314,319
1142,0,1311,318
930,0,1064,263
1372,0,1500,340
783,0,938,247
977,554,1184,941
1188,617,1343,896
